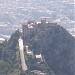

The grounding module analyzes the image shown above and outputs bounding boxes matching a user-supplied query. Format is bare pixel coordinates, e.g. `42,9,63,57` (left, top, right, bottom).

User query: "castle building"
22,18,58,45
22,23,37,45
41,17,46,24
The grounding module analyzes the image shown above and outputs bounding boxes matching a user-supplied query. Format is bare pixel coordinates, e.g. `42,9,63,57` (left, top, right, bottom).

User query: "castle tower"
22,23,28,45
41,17,46,24
22,22,37,45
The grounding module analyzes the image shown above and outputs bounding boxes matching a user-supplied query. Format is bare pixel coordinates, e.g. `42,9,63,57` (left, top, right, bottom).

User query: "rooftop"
35,54,42,59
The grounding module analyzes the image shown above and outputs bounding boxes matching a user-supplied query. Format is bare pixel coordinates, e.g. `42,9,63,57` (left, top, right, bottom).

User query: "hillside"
0,24,75,75
0,30,21,75
0,30,40,75
29,25,75,75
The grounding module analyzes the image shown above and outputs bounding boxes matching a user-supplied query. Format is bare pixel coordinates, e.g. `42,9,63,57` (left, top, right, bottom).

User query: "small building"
0,38,5,43
25,46,33,56
27,51,33,56
35,54,43,63
31,70,47,75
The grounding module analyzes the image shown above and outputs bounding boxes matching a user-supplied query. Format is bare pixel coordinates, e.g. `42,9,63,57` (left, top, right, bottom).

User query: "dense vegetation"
0,30,21,75
0,29,49,75
0,24,75,75
29,25,75,75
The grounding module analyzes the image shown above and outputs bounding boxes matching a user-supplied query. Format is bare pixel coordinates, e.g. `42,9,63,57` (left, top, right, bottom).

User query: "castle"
22,18,59,45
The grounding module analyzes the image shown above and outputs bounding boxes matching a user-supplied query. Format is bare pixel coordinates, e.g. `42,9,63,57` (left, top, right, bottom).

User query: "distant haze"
0,0,74,25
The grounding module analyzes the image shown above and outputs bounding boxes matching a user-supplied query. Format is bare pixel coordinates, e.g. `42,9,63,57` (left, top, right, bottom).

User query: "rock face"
30,25,75,75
